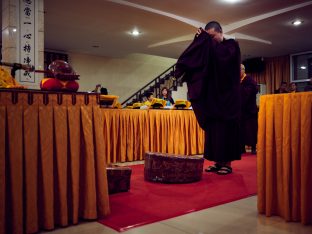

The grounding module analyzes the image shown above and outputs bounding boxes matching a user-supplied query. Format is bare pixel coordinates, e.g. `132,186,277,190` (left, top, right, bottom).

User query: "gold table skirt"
102,108,204,163
0,90,204,233
257,92,312,225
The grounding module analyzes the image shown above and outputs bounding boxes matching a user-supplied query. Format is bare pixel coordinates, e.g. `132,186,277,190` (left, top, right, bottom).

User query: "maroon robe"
240,75,258,148
175,32,241,162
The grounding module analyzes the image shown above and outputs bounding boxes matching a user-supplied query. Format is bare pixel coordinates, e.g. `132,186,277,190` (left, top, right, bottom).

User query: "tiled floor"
42,196,312,234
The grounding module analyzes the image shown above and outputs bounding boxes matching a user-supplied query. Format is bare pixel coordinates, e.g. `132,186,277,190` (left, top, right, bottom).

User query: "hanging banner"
19,0,35,82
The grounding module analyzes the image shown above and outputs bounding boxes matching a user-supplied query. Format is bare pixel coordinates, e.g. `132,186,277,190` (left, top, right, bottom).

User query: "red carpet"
99,154,257,232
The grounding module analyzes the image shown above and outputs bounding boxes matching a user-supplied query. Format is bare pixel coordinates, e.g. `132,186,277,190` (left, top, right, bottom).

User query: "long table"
0,89,204,233
257,92,312,225
0,90,111,233
101,108,204,163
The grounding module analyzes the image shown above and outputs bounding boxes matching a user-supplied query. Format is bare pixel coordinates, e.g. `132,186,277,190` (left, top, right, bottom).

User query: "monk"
175,21,241,175
240,64,258,155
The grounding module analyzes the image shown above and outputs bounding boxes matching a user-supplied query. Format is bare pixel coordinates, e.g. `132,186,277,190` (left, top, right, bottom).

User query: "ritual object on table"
132,102,144,109
0,67,25,89
0,61,34,89
39,60,79,92
125,104,133,109
174,99,191,109
150,98,166,109
114,102,122,109
99,94,119,108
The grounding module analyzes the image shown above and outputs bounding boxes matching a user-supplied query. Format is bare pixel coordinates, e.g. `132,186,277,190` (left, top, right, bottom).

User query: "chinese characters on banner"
20,0,35,82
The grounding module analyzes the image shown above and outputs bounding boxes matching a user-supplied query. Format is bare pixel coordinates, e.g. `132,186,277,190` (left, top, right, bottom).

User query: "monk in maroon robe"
240,64,258,154
175,21,241,175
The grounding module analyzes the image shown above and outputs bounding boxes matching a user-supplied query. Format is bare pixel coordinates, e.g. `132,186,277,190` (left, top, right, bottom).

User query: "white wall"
68,52,176,102
171,82,188,101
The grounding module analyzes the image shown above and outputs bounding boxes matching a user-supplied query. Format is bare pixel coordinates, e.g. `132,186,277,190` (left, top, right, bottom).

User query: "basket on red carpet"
106,166,132,194
144,152,204,183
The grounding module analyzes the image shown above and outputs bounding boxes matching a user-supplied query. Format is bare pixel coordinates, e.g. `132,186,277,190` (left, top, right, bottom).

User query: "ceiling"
4,0,312,60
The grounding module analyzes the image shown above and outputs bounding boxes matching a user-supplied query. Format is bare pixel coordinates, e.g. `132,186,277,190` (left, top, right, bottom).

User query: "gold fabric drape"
0,91,110,234
0,90,205,233
102,109,204,163
257,92,312,224
148,110,204,155
250,55,290,94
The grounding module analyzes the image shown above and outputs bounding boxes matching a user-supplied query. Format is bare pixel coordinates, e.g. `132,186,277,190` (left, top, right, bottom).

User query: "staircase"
121,64,184,107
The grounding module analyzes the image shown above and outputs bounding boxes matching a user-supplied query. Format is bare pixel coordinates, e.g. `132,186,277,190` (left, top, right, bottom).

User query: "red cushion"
40,78,79,92
61,80,79,92
40,78,62,91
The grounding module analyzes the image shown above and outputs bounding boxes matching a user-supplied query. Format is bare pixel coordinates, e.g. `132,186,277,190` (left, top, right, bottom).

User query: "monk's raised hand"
196,27,204,37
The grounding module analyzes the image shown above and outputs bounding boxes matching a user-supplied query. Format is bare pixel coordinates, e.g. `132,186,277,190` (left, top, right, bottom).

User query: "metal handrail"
121,64,176,106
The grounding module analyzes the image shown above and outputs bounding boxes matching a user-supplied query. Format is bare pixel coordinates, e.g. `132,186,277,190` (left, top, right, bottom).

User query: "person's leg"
251,145,256,154
241,144,246,154
204,123,221,172
204,120,240,173
240,120,246,154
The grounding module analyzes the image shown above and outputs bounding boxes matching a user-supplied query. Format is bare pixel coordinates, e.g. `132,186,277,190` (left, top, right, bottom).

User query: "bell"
48,60,79,80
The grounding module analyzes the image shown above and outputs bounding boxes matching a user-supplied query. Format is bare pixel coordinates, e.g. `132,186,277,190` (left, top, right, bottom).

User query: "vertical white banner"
19,0,35,83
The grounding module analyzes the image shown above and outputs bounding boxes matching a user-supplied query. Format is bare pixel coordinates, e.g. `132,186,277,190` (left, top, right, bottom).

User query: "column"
2,0,44,89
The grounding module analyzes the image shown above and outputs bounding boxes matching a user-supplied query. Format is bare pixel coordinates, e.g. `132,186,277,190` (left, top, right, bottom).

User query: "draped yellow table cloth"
101,109,204,163
0,90,204,233
0,90,110,234
257,92,312,225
